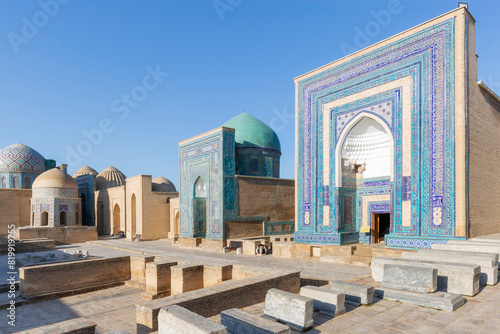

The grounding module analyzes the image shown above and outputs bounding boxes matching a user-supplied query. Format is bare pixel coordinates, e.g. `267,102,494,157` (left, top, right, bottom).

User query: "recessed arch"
194,177,207,198
193,177,207,238
335,112,394,187
80,193,87,225
41,211,49,226
131,194,137,238
60,211,67,226
113,203,121,235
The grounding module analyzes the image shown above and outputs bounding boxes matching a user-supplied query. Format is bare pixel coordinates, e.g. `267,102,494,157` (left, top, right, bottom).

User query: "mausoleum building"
178,112,294,249
294,6,500,248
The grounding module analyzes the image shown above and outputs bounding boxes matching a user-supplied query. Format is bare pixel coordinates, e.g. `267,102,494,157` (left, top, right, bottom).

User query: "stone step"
374,288,465,311
350,258,371,266
353,250,372,256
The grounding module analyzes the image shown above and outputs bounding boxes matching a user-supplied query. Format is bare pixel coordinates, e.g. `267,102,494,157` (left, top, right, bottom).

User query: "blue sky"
1,0,499,187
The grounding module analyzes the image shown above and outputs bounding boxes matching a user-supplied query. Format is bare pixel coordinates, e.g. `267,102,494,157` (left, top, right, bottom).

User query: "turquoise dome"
222,112,281,152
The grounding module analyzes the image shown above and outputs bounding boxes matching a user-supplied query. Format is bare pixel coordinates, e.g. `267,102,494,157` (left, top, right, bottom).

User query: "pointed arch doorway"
193,177,207,238
338,115,393,243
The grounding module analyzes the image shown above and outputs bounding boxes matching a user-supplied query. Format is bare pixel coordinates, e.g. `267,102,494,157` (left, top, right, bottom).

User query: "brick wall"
225,220,263,239
20,256,131,298
142,261,178,300
15,226,98,244
127,255,155,289
236,176,294,221
136,270,300,333
0,189,31,242
203,264,232,287
170,265,204,295
13,317,97,334
14,318,96,334
0,239,55,255
468,19,500,237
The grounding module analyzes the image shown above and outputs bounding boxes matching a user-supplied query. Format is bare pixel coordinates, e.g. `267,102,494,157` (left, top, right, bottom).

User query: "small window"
41,211,49,226
12,177,19,189
194,177,206,198
1,177,5,188
60,211,67,226
24,176,30,189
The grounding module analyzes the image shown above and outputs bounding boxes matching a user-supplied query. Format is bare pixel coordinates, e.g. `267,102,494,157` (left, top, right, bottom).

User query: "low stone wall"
178,237,201,248
0,238,55,255
199,238,224,252
272,243,357,263
203,265,232,288
13,317,97,334
231,265,264,280
20,256,131,298
127,255,155,289
14,318,96,334
171,265,204,295
15,226,98,245
136,270,300,333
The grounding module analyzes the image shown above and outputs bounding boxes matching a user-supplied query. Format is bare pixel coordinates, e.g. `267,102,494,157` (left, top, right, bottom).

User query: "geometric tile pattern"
0,143,45,173
179,129,235,240
296,18,457,245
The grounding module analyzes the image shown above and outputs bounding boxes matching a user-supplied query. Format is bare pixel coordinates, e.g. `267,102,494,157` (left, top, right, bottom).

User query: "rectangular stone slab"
158,305,227,334
416,249,498,264
221,308,290,334
404,250,498,286
300,286,345,316
264,288,314,332
374,288,465,311
432,243,500,261
381,264,437,293
330,280,374,305
371,257,480,296
470,238,500,244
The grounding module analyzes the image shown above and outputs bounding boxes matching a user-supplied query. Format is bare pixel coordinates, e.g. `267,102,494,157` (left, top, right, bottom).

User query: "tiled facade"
294,9,473,248
179,113,288,242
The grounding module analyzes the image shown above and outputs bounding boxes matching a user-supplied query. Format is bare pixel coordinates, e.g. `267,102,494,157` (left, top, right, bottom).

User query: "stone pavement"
2,239,500,333
209,276,500,334
86,238,370,282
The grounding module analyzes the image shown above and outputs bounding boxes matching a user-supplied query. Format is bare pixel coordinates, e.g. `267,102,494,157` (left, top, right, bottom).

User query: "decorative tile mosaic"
296,18,457,245
0,144,45,173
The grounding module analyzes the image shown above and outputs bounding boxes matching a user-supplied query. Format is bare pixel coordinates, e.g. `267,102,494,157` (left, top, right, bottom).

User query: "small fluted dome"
32,168,78,189
96,166,126,190
0,143,46,173
223,112,281,152
152,176,176,192
73,165,98,178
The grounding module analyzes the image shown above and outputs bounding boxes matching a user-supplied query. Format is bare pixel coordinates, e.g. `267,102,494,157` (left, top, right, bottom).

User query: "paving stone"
264,289,313,332
374,288,465,311
330,280,374,305
381,264,437,293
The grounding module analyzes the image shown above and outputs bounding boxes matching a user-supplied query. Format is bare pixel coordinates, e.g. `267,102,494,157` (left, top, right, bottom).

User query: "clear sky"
1,0,499,187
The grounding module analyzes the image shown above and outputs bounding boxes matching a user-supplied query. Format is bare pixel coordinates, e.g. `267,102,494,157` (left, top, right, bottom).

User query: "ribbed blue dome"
222,112,281,152
0,143,46,173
